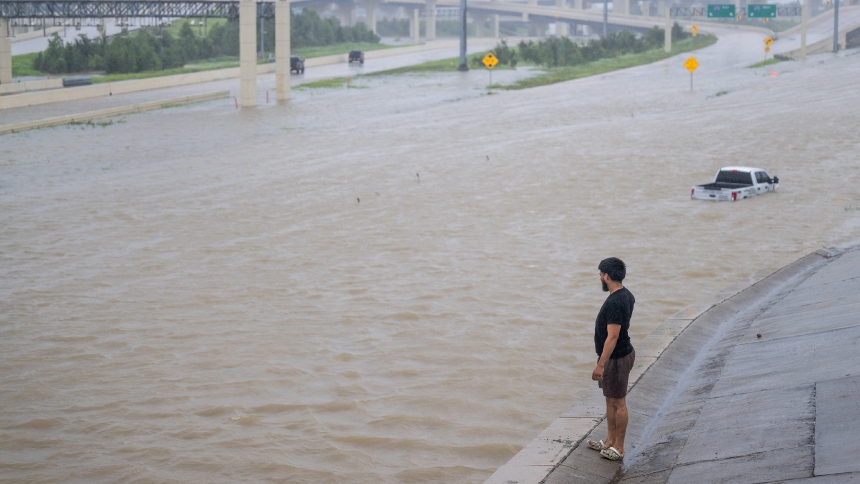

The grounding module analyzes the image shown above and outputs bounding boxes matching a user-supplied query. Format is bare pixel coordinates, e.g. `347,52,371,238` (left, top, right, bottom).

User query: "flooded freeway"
2,29,859,483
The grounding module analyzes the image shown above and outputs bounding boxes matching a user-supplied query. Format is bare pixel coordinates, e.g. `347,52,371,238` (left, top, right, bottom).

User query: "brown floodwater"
2,29,859,483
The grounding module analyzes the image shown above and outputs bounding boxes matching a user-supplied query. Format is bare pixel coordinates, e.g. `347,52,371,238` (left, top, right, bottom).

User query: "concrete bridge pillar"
336,2,356,27
359,0,381,33
0,19,11,85
575,0,584,8
409,7,420,43
529,18,549,36
615,0,630,15
472,11,488,37
426,0,437,40
490,14,499,38
275,0,291,102
240,0,257,107
555,21,569,36
656,0,667,16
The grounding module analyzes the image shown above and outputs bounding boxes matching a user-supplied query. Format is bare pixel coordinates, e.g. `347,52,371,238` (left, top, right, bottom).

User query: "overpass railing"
0,1,276,19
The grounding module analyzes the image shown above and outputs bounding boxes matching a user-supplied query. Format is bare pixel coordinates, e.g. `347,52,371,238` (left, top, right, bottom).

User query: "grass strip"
747,57,787,68
502,36,717,90
92,65,238,83
295,77,350,89
362,51,513,76
293,42,404,59
11,52,43,77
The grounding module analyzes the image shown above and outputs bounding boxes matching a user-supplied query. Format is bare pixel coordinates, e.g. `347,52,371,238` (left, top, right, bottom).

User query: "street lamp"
458,0,468,71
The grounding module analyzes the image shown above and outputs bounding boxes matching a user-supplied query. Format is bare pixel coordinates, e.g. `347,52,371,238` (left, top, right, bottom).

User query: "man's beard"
602,279,609,292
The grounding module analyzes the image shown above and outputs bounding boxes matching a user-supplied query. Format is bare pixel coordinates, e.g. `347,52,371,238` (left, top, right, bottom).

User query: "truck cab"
691,166,779,201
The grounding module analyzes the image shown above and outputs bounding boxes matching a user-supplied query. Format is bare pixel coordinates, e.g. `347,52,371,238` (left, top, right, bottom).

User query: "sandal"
600,446,624,461
586,439,607,451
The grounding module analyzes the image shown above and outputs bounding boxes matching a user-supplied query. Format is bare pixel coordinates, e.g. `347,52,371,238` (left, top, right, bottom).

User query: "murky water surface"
2,33,859,483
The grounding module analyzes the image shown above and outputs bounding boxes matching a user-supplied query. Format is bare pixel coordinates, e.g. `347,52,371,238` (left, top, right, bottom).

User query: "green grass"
11,52,43,77
91,64,238,83
747,57,787,68
60,43,401,83
502,36,718,90
295,77,350,89
293,42,403,59
362,51,502,76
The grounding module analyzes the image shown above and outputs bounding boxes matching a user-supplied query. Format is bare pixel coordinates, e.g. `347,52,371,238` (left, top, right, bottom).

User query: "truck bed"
696,182,752,190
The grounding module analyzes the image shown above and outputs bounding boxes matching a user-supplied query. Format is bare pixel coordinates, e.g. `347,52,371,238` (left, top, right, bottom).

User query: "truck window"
715,170,753,185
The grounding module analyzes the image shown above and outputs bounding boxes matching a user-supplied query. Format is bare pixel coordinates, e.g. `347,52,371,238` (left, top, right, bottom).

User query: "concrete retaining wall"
0,90,229,135
0,78,64,95
784,29,849,58
780,6,860,37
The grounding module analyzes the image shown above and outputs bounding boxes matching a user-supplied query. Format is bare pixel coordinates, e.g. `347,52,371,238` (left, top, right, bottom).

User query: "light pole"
833,0,839,53
458,0,468,71
259,15,265,60
603,0,608,37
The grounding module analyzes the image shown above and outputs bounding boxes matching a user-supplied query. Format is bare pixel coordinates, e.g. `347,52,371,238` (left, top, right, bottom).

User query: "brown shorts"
598,349,635,399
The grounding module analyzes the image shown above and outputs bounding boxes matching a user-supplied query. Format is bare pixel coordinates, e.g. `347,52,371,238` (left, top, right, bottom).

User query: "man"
586,257,635,461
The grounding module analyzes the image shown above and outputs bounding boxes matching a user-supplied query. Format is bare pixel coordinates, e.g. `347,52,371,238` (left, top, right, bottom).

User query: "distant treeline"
485,23,689,68
33,9,380,75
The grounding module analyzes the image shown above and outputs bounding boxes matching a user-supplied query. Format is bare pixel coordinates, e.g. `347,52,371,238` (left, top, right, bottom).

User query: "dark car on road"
348,50,364,65
290,55,305,74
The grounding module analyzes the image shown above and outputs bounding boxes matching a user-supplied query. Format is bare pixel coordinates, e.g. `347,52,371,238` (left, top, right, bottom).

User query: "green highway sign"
707,4,736,18
748,4,777,18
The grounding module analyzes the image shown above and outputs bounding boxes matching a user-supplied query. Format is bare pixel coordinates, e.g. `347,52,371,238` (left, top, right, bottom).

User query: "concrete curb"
0,90,229,135
483,260,796,484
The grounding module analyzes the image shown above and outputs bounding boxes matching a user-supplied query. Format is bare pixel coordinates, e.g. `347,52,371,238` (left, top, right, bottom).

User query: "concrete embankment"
488,245,860,483
0,90,229,135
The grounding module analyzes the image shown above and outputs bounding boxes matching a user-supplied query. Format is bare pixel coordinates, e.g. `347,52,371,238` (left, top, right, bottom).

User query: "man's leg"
606,396,628,454
604,396,617,448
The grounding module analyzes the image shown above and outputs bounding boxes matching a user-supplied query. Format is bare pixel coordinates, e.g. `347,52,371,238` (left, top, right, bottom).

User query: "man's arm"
592,323,621,381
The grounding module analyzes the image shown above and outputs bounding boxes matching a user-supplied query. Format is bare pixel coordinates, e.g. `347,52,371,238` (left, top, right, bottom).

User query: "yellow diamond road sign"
482,53,498,69
764,36,774,46
684,56,699,73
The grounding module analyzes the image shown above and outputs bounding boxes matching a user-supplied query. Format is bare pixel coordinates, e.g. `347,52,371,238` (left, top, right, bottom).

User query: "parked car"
290,55,305,74
691,166,779,201
348,50,364,65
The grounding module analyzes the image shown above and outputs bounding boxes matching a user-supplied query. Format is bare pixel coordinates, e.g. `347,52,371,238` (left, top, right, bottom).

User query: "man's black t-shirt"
594,287,635,359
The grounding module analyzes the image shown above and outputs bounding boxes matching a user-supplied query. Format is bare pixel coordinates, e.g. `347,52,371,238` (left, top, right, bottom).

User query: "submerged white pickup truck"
691,166,780,201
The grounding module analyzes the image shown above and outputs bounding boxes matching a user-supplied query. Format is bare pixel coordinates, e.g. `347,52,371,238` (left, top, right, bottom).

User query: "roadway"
0,38,502,126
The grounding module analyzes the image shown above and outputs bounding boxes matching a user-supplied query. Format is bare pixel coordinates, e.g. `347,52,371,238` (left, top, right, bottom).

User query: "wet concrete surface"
542,246,860,483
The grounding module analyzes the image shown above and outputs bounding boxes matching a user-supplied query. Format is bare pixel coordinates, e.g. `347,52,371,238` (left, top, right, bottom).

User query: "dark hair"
598,257,626,283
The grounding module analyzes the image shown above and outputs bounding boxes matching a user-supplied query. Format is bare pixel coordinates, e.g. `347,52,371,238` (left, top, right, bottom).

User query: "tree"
40,33,68,74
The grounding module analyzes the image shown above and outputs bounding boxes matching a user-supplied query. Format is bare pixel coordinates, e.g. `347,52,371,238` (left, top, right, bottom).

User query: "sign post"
482,52,498,89
763,35,774,63
684,56,699,91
